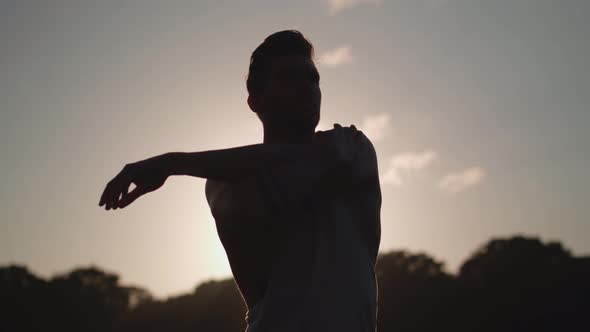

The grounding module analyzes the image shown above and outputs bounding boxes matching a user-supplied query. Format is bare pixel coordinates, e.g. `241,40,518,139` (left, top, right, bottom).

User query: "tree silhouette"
1,235,588,332
375,251,456,332
0,265,47,332
116,278,246,332
46,266,134,332
458,235,588,332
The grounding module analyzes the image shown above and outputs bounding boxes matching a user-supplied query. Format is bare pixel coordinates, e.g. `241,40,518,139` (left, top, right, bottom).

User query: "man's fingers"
112,188,122,209
350,124,362,137
104,182,115,210
106,179,120,210
118,186,139,208
99,189,105,206
109,180,121,210
112,184,128,210
99,182,111,207
119,184,129,204
118,186,144,209
113,192,121,210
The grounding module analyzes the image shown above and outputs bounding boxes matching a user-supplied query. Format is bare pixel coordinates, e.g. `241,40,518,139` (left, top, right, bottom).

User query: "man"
99,30,382,332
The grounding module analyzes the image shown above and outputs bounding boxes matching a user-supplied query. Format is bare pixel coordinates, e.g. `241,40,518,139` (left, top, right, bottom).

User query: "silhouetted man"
99,30,381,332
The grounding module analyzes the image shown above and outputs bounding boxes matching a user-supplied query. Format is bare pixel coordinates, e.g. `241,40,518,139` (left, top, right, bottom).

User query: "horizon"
3,233,584,300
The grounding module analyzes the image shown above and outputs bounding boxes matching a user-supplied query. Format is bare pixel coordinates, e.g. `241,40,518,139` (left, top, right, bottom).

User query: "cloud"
437,167,485,194
317,113,390,143
392,150,438,170
359,112,391,142
381,167,403,186
317,46,354,68
381,150,438,186
324,0,384,15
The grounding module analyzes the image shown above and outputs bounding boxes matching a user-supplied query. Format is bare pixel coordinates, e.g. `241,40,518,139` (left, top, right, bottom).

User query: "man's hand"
315,123,361,166
98,154,171,210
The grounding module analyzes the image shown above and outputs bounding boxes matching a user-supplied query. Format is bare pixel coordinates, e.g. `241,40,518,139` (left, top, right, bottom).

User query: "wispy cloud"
381,150,438,186
317,46,354,68
381,166,403,186
437,167,485,195
359,112,391,142
324,0,384,15
392,150,438,170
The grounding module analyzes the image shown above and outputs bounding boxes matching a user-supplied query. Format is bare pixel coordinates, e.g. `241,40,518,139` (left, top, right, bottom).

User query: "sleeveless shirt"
242,163,378,332
206,131,380,332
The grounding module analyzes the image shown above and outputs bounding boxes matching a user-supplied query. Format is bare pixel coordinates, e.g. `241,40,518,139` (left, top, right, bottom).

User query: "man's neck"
263,127,315,145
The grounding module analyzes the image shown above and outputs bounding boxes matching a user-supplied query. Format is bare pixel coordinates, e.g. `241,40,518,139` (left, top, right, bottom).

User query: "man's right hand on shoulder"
314,123,363,167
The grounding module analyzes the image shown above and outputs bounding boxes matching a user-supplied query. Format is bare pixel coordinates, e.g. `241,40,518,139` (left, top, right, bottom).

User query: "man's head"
247,30,321,139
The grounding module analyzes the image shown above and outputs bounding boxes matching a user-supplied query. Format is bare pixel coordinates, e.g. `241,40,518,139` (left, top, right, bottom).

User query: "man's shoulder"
319,126,377,165
355,130,376,157
350,130,378,185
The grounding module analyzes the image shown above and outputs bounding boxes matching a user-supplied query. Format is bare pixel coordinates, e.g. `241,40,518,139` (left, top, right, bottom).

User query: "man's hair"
246,30,315,97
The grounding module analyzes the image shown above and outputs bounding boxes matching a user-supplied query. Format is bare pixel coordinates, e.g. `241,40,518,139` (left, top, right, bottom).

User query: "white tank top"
245,169,378,332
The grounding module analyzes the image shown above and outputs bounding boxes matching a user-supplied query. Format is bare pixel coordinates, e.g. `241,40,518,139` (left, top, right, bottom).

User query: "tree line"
1,235,588,331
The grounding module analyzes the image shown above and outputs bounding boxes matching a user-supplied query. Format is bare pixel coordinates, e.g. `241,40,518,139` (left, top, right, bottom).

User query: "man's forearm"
164,142,342,182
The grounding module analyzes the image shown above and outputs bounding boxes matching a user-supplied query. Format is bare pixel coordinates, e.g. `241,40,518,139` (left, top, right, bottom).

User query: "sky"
1,0,589,298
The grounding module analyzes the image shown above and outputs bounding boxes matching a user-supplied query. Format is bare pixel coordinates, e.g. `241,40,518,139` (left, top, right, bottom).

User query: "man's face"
257,54,322,132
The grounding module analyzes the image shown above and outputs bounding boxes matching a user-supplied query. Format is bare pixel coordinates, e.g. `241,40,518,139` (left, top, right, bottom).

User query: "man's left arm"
100,125,369,211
